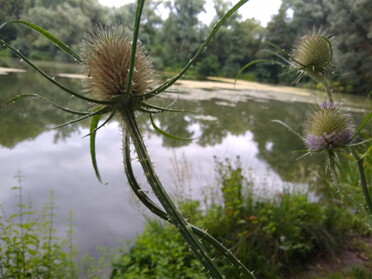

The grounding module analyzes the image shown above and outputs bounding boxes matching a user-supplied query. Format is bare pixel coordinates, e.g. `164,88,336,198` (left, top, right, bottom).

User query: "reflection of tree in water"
0,65,88,148
149,96,324,182
3,70,368,183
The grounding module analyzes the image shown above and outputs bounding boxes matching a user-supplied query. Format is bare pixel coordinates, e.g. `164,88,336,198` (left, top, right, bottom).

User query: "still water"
0,60,371,257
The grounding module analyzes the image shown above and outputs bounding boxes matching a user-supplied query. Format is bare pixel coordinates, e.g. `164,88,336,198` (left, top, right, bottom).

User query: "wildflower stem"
322,78,333,103
125,0,145,98
351,148,372,215
328,151,372,227
122,110,224,279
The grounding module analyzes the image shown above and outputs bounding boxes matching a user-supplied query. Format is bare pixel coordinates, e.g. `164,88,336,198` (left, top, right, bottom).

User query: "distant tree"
0,0,30,41
160,0,206,67
263,0,372,95
326,0,372,95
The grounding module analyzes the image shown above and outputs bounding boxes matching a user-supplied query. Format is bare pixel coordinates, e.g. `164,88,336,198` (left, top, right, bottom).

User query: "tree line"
0,0,371,96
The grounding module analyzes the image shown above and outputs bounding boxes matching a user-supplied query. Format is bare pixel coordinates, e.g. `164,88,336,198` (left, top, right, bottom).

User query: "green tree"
263,0,372,95
326,0,372,95
160,0,206,67
0,0,30,42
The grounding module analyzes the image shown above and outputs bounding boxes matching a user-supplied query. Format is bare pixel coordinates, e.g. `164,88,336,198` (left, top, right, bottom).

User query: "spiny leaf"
272,120,304,140
83,112,115,138
351,112,372,141
149,114,195,141
0,40,112,105
49,107,108,130
0,20,82,62
90,115,103,184
235,59,272,87
141,0,249,99
362,144,372,159
142,102,192,113
5,94,89,115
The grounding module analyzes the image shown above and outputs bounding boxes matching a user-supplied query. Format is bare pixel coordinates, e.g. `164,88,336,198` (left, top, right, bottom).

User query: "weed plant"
0,174,77,278
112,157,363,279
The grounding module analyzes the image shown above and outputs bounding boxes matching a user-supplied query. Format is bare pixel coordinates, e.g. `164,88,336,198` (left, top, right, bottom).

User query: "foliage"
1,0,370,95
111,219,206,279
112,157,362,279
0,174,78,278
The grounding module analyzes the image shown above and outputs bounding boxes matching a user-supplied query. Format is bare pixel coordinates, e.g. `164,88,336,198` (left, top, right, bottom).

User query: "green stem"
351,148,372,215
125,0,145,98
121,110,224,279
327,151,372,227
123,134,256,279
323,78,333,103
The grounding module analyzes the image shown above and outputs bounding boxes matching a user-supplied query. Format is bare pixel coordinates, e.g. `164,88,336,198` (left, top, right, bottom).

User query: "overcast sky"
97,0,282,27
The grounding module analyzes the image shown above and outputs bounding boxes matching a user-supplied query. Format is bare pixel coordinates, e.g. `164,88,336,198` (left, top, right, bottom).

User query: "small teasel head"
291,27,334,80
82,26,154,111
304,102,354,151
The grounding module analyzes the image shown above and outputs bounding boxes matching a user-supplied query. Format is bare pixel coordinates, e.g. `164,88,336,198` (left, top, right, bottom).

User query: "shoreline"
1,66,370,111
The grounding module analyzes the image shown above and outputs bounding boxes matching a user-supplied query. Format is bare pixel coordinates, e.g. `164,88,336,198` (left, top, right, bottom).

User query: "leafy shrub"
112,157,358,278
0,176,78,279
111,219,205,279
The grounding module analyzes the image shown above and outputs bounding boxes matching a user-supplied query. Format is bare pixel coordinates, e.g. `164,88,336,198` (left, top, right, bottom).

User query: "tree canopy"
0,0,370,96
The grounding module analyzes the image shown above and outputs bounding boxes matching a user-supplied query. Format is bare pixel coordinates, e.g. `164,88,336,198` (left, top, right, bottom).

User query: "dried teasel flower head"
82,26,154,109
304,102,354,151
291,27,334,80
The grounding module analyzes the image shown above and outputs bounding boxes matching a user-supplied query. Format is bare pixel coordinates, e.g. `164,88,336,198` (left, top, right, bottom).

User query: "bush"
111,219,205,279
112,157,358,279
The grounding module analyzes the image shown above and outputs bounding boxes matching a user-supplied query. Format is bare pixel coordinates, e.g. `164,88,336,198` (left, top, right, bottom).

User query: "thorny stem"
327,151,372,227
322,78,333,103
123,134,256,279
351,148,372,215
121,110,224,279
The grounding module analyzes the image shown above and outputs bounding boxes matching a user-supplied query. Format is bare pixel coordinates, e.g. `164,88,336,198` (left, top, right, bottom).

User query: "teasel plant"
0,0,256,278
237,27,372,227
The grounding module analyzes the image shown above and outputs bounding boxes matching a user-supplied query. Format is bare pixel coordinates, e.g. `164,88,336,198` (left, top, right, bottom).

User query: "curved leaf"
272,119,304,140
1,40,112,105
5,94,89,115
140,0,249,100
149,114,195,141
351,112,372,141
0,20,82,62
90,114,103,184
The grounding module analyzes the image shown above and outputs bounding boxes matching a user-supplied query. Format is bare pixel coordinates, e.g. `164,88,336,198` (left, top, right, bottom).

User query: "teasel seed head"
291,27,334,78
305,102,354,151
82,26,154,110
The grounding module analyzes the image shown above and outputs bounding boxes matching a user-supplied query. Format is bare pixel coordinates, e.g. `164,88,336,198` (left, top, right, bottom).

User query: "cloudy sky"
97,0,282,27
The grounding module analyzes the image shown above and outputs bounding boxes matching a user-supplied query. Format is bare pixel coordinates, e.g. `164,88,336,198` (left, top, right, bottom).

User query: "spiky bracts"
305,102,354,151
291,27,334,80
82,26,154,110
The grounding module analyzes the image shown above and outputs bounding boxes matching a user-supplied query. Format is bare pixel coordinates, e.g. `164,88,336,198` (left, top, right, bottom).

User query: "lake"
1,59,371,259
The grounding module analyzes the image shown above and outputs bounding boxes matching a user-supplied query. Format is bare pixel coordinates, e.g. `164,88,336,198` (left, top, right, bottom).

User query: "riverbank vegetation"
111,157,372,279
0,0,371,96
2,156,372,278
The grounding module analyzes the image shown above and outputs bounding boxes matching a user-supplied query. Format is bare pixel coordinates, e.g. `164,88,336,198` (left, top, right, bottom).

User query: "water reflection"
1,61,371,257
